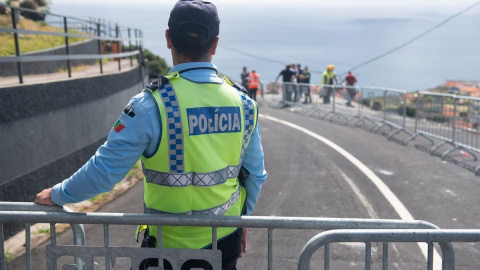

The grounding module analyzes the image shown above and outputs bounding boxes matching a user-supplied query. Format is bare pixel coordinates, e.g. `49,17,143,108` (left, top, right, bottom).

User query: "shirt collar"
168,62,222,84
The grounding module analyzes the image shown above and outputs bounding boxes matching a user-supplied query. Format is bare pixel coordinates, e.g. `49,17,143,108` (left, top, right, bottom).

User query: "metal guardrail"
267,82,480,175
0,202,85,270
0,206,454,270
298,229,480,270
0,3,144,84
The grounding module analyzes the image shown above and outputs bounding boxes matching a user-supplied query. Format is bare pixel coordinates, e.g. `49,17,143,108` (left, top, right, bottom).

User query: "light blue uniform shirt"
51,62,267,215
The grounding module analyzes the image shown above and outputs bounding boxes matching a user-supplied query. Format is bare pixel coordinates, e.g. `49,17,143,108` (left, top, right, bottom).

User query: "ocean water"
49,0,480,91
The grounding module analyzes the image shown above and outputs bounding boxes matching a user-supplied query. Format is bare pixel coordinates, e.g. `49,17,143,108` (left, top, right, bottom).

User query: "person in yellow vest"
35,1,268,269
247,70,261,101
322,64,338,104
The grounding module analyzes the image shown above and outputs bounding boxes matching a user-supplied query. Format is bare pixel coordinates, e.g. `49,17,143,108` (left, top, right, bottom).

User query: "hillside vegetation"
0,15,85,56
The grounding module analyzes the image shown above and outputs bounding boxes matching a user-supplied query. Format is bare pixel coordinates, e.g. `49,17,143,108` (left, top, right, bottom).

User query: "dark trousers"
248,88,257,101
140,228,242,270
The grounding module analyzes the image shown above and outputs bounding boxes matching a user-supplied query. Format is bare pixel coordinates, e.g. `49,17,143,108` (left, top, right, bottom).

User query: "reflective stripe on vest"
144,186,240,215
143,82,256,189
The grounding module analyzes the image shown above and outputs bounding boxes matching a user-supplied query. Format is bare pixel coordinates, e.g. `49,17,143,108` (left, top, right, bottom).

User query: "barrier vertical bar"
135,29,139,64
11,7,23,84
332,86,336,114
452,98,457,145
268,228,273,270
97,23,103,74
0,224,5,270
50,223,57,270
63,17,72,78
382,242,388,270
157,225,164,269
26,223,31,270
104,224,110,270
116,24,121,71
324,244,330,270
128,28,133,67
365,242,371,270
212,227,218,250
383,90,387,123
427,242,433,270
403,93,407,130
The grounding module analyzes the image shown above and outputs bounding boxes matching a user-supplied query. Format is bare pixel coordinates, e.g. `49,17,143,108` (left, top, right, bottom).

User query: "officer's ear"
210,36,219,56
165,29,173,49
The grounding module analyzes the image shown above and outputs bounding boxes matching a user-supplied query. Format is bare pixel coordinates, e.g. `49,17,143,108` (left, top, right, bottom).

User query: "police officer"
35,1,267,269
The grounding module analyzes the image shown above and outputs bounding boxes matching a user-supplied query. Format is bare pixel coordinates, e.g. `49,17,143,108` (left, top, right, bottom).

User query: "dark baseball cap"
168,0,220,41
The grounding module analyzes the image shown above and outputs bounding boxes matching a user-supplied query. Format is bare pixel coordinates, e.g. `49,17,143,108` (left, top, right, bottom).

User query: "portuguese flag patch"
113,120,125,133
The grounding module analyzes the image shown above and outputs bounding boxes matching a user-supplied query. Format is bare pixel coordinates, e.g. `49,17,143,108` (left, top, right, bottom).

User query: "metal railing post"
128,28,133,67
332,85,336,114
415,93,419,133
383,89,387,124
11,7,23,84
403,92,407,130
268,228,274,270
452,97,457,145
97,23,103,74
135,29,139,64
116,24,121,71
0,224,5,270
63,16,72,78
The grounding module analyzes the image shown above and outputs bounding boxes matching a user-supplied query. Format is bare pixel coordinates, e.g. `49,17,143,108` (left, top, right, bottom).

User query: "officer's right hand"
35,188,56,205
238,228,248,259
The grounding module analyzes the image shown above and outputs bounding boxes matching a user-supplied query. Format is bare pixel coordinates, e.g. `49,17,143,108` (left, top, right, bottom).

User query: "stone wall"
0,66,147,237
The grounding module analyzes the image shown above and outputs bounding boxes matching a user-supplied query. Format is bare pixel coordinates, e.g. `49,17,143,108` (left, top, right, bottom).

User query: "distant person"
302,66,312,104
322,64,338,104
342,71,357,107
294,64,303,102
248,70,261,101
275,65,295,102
241,66,250,91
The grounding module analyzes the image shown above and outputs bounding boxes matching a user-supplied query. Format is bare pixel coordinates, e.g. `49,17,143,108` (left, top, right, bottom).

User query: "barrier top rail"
419,91,480,101
0,3,139,32
0,210,439,230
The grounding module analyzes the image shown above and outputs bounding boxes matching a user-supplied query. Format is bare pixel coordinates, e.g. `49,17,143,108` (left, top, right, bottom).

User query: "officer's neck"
172,51,212,66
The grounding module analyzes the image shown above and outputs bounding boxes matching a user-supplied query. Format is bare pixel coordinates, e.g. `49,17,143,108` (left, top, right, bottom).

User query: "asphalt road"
7,102,480,269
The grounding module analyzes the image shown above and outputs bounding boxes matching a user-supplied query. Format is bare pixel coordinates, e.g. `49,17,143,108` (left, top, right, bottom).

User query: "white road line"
260,114,442,269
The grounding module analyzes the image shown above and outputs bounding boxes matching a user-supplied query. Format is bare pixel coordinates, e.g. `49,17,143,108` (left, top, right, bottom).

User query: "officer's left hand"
35,188,56,205
238,228,248,259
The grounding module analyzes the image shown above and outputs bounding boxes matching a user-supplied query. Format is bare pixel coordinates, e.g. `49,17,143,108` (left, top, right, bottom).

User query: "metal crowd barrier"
0,202,85,270
406,92,480,169
1,206,455,270
0,3,144,84
298,229,480,270
270,82,480,175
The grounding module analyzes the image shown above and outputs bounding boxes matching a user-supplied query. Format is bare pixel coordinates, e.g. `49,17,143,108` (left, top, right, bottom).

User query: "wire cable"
345,1,480,74
219,1,480,76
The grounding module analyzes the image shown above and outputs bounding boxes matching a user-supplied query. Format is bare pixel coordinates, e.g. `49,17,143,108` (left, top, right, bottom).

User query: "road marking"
260,114,442,269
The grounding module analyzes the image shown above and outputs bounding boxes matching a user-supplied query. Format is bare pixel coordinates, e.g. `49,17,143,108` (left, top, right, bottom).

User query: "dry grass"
0,14,87,56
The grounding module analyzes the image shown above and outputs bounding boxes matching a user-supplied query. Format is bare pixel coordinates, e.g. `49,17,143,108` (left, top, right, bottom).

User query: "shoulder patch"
124,103,135,118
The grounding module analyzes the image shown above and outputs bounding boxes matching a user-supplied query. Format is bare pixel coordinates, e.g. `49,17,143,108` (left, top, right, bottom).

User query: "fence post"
332,85,336,114
383,89,387,124
135,29,139,64
63,17,72,78
452,97,457,145
97,23,103,74
11,7,23,84
128,28,133,67
116,24,121,71
403,92,407,130
414,93,419,133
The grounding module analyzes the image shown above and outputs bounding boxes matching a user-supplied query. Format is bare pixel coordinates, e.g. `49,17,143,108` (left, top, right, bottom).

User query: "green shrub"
143,49,169,79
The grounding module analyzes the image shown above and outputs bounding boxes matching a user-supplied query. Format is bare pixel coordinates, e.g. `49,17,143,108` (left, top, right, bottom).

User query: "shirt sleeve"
241,124,268,215
51,95,154,205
